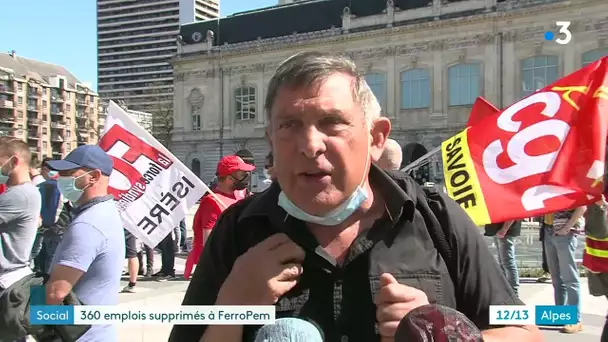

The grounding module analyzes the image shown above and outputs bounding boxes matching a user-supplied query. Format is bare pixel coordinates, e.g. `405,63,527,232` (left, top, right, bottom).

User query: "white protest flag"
97,101,209,247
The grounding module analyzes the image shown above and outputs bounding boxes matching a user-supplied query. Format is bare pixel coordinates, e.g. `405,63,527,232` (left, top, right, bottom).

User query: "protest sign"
442,57,608,225
98,101,210,247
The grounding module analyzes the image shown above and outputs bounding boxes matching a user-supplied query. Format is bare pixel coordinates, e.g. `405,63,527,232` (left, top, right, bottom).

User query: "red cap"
216,155,255,177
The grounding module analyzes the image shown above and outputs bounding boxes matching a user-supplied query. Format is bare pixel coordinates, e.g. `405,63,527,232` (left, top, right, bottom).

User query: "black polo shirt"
170,164,521,342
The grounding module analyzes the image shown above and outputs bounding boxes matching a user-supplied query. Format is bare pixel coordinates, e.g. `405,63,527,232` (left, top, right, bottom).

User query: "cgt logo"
98,124,173,210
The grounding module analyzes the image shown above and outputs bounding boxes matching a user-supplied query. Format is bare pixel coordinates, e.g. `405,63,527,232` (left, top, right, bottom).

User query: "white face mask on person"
57,171,94,203
0,156,15,185
278,138,372,226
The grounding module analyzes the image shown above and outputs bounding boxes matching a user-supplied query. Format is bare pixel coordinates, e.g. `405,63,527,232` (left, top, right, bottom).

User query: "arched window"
234,86,257,120
448,63,481,106
191,106,201,131
187,88,204,131
521,55,558,97
400,69,431,109
191,158,201,178
582,48,608,66
364,73,386,110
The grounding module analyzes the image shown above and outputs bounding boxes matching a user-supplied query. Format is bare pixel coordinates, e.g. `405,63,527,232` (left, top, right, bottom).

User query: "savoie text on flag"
441,129,490,226
441,57,608,225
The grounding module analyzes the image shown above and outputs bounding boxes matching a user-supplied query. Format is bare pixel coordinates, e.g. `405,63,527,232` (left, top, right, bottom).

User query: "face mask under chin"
278,139,372,225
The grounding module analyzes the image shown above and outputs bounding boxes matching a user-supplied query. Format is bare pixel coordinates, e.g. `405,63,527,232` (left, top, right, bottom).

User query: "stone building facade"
171,0,608,183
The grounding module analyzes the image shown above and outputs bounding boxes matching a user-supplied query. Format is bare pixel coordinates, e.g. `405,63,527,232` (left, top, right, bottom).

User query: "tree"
150,99,173,148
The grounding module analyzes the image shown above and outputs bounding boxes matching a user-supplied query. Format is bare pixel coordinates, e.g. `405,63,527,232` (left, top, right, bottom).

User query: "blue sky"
0,0,276,91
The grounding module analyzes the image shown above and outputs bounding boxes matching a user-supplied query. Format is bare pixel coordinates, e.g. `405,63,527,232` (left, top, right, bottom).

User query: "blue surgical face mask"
278,187,368,226
278,140,371,226
0,156,14,185
57,171,93,203
48,170,58,178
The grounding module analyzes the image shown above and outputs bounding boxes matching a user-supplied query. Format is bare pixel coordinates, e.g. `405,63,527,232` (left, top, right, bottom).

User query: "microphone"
254,318,323,342
395,304,484,342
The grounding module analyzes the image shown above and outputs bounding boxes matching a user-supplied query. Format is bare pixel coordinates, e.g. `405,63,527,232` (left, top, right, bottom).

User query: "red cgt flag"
441,57,608,226
546,59,608,195
466,97,500,128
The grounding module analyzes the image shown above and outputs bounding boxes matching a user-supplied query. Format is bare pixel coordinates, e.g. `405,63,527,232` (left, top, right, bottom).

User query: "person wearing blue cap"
44,144,125,342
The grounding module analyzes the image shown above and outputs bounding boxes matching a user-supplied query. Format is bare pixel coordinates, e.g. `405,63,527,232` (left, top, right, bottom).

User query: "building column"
257,70,265,125
173,79,185,132
563,46,576,76
432,50,444,114
386,54,396,119
222,69,231,131
483,42,498,105
502,38,516,107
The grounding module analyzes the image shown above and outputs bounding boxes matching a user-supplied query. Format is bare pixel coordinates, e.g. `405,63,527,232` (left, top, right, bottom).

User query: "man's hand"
375,273,429,341
217,233,305,306
496,229,507,238
553,227,571,236
496,220,514,239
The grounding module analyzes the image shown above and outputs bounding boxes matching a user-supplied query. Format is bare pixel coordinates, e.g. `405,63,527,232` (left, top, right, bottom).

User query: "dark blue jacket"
39,179,61,228
38,180,72,240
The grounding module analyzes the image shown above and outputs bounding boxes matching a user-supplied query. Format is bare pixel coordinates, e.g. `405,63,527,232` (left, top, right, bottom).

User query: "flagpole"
400,146,441,173
217,17,224,159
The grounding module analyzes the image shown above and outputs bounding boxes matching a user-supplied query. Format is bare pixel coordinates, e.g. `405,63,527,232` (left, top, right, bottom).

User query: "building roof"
0,52,83,88
179,0,506,46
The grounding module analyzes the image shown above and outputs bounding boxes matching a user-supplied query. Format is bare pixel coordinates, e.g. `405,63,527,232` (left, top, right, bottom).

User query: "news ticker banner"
30,305,276,326
30,304,576,326
489,305,577,326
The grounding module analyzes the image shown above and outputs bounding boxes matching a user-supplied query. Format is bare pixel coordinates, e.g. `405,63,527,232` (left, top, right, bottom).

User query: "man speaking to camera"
170,52,542,342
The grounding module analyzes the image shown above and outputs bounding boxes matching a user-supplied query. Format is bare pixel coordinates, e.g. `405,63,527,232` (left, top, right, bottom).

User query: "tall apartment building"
0,51,99,162
126,108,153,132
97,0,219,113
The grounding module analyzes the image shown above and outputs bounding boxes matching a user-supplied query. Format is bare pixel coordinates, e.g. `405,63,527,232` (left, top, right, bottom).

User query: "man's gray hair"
378,138,403,171
264,52,381,124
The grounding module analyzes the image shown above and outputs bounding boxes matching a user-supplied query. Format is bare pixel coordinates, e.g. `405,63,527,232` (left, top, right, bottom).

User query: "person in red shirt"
184,155,255,280
0,184,6,194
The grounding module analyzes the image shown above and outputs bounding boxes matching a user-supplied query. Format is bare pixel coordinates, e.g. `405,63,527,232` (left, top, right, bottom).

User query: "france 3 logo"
544,21,572,45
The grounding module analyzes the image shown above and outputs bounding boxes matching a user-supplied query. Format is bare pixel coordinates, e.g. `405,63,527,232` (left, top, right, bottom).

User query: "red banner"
442,57,608,225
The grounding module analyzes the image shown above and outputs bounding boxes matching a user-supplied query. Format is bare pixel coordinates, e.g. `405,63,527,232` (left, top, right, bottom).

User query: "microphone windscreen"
395,304,484,342
254,318,323,342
